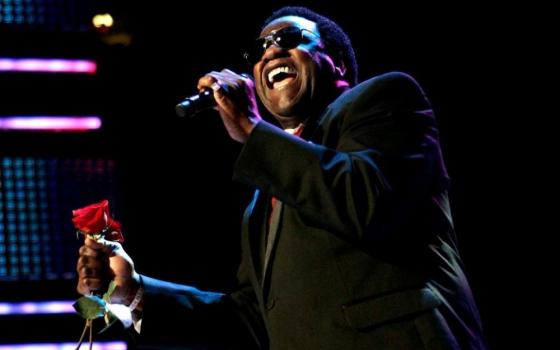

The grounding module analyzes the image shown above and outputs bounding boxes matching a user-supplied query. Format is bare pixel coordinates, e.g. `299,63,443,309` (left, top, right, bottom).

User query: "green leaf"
107,281,117,296
103,292,111,304
104,281,117,301
73,295,107,320
87,233,103,241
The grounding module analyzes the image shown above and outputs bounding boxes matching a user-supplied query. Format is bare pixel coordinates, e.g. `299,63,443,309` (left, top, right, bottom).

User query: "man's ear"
335,60,347,78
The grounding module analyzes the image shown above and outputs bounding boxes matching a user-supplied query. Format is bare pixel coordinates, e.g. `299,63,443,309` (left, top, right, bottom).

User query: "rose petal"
71,199,123,241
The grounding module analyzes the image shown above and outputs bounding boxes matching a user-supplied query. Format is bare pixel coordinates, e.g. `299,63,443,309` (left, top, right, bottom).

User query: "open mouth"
266,65,298,90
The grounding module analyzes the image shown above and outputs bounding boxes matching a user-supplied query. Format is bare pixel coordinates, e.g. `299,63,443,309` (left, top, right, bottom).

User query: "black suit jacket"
137,72,486,350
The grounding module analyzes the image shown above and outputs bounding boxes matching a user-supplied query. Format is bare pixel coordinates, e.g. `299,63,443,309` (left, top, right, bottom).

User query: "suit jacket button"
265,297,276,310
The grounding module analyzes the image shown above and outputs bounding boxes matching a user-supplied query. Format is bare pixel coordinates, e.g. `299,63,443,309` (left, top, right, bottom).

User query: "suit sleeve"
233,72,448,243
136,272,262,349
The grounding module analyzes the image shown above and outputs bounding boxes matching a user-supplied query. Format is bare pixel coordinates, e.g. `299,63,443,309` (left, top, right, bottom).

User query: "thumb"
211,81,227,104
93,237,135,278
90,237,125,258
95,238,137,303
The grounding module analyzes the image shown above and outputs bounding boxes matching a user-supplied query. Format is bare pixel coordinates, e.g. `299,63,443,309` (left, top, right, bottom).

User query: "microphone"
175,88,215,117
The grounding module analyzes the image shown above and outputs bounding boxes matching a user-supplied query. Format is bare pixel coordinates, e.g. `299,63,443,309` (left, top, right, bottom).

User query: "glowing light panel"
0,59,97,74
0,342,126,350
0,301,75,315
0,116,101,131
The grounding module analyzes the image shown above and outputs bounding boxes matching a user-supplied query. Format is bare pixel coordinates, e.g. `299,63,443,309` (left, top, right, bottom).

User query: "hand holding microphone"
175,72,254,118
175,82,221,118
177,70,262,143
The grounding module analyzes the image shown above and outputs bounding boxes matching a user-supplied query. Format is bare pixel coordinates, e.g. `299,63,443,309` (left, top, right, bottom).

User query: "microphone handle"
175,89,215,118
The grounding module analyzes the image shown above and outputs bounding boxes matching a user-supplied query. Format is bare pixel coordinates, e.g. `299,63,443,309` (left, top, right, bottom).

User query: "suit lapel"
258,118,321,290
300,115,320,141
262,200,283,287
242,190,267,284
244,114,326,295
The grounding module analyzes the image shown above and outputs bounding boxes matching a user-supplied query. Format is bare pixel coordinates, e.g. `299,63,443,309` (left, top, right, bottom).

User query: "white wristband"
128,278,144,311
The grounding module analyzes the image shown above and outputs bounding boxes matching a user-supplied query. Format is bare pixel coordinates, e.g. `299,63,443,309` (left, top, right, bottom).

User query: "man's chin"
269,103,300,118
270,104,309,127
271,94,306,114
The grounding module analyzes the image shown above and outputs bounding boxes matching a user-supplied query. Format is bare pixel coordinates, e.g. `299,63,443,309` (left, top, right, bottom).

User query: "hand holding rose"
76,237,140,307
72,200,142,348
73,200,141,309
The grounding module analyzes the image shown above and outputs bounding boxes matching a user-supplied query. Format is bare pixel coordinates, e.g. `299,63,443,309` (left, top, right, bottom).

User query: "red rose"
72,199,124,242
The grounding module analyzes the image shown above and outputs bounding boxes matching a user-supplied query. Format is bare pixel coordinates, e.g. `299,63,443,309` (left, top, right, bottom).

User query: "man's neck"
274,84,350,129
278,118,305,129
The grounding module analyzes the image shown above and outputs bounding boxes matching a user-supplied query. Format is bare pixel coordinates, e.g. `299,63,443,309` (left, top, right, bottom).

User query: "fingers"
197,74,218,92
84,236,101,247
240,72,254,81
194,69,260,143
197,70,253,95
76,272,108,294
85,236,123,257
77,240,115,295
79,242,108,256
215,69,253,89
76,267,109,294
223,69,253,82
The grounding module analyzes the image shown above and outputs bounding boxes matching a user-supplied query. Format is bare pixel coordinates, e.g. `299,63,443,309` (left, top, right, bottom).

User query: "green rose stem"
89,318,94,350
75,319,90,350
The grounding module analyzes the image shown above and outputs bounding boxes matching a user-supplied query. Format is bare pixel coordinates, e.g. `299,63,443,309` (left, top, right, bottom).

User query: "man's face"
253,16,340,124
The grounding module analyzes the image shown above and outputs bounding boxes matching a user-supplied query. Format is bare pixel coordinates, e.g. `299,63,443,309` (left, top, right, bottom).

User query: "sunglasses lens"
244,38,266,65
243,27,303,65
274,27,302,49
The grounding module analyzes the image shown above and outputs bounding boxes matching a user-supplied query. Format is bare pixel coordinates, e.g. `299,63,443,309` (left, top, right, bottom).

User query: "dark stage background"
1,0,538,348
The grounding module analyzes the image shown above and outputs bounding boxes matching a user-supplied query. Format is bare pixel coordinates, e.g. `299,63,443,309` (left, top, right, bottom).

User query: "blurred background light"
92,13,113,29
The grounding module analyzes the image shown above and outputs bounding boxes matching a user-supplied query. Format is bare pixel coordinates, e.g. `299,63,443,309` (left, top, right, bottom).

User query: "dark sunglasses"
243,26,317,65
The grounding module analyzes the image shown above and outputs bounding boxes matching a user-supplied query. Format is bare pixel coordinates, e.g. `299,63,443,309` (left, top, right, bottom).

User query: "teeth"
267,66,295,84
